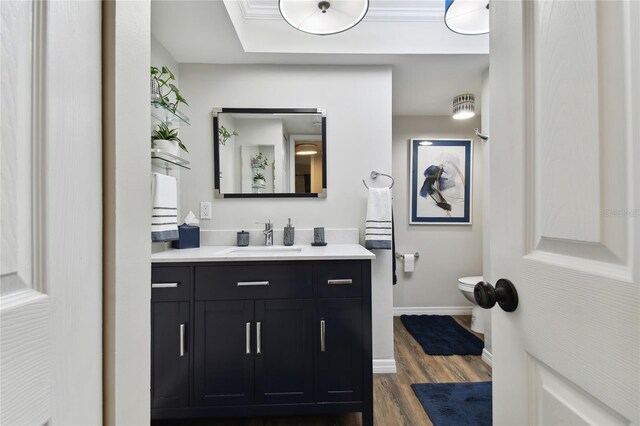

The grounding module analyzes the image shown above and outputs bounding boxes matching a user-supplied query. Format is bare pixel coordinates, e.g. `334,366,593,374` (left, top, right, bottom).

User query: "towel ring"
363,171,394,189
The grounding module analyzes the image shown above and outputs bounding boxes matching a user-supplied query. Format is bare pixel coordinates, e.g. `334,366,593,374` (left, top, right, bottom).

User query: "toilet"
457,276,484,334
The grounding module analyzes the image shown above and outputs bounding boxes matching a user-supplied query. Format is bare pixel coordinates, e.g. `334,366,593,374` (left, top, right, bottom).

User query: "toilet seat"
458,275,484,333
458,275,483,290
456,276,485,334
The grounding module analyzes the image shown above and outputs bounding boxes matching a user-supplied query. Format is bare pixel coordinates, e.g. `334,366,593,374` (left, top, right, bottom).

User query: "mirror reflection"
213,108,326,198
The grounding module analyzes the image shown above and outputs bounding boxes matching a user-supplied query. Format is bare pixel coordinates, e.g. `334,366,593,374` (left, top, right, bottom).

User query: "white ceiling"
151,0,489,116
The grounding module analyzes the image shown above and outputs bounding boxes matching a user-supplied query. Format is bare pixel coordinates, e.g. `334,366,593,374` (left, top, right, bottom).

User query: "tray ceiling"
151,0,489,115
237,0,444,22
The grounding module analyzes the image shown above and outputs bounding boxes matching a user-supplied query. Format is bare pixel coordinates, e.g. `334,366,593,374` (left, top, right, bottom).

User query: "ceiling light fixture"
279,0,369,36
444,0,490,35
452,94,476,120
295,144,318,156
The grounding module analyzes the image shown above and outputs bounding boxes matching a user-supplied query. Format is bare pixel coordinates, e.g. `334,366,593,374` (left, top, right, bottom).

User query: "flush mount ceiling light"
452,94,475,120
279,0,369,36
296,143,318,156
444,0,490,35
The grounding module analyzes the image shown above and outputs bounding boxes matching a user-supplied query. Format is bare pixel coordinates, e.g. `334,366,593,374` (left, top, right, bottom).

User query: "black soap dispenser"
283,218,295,246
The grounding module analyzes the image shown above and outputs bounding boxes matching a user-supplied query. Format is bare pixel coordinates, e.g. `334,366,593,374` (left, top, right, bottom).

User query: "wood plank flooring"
156,315,491,426
374,316,492,426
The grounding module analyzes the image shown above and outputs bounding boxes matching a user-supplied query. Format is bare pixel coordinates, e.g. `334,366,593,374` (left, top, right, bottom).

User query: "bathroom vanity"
150,245,374,425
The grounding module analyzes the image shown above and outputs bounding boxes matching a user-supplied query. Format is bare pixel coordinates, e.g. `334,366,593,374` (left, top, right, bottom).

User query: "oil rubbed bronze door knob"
474,279,519,312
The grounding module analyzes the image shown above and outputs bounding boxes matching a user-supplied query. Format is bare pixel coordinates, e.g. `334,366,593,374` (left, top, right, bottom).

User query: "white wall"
151,33,178,82
234,118,282,193
151,33,181,252
392,115,484,308
178,64,394,362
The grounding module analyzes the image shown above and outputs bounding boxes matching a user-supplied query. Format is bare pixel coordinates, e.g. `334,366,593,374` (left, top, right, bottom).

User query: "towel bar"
363,170,394,189
395,252,419,260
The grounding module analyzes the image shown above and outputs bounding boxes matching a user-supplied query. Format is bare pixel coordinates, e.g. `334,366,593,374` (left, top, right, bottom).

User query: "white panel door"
490,0,639,424
1,2,51,424
1,1,102,424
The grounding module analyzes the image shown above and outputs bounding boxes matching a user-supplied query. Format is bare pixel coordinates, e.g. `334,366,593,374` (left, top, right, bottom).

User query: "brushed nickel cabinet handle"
320,319,326,352
327,279,353,285
256,321,262,354
237,281,270,287
179,323,186,357
246,322,251,354
152,282,179,288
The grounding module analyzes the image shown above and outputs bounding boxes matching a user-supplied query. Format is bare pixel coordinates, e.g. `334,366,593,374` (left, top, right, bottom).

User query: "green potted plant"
152,123,187,156
150,66,189,114
251,152,269,169
253,171,266,187
218,125,238,146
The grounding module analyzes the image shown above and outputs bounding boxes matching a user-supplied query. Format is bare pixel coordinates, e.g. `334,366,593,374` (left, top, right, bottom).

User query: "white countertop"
151,244,376,263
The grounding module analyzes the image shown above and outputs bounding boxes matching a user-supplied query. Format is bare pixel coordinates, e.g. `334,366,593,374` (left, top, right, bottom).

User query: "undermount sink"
227,246,303,256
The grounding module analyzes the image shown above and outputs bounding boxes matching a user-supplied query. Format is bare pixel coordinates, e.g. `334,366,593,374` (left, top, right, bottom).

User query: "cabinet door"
254,299,315,404
317,298,363,402
151,302,190,409
194,300,254,406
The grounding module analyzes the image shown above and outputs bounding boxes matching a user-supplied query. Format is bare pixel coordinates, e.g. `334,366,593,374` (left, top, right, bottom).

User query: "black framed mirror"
213,108,326,198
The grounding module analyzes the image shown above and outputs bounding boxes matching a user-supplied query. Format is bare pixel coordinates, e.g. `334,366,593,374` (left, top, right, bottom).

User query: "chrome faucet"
263,220,274,246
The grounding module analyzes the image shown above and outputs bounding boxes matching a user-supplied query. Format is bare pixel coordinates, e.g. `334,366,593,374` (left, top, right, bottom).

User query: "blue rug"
400,315,483,355
412,382,492,426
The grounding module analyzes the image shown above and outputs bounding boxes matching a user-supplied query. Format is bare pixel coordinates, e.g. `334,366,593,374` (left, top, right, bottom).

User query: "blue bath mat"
412,382,492,426
400,315,483,355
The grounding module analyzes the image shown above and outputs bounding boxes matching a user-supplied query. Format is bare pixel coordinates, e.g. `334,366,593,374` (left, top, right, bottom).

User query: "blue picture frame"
409,139,473,225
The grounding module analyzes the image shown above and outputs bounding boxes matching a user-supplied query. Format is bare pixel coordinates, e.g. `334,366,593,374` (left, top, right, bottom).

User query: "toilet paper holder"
395,252,419,260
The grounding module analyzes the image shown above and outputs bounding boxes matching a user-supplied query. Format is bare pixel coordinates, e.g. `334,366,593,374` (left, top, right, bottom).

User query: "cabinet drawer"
317,262,363,298
152,266,191,302
195,263,313,300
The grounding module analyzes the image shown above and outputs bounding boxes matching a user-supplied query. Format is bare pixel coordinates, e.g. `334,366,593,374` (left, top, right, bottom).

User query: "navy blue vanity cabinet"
150,266,191,410
254,299,315,404
317,262,373,425
151,259,372,426
317,298,364,402
193,300,254,406
193,264,315,407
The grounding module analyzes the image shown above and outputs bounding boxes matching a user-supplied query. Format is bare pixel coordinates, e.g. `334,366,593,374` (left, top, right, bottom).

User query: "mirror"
213,108,326,198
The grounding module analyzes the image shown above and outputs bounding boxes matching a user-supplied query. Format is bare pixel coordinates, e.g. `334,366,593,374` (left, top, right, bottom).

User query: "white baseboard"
482,348,492,367
393,306,473,316
372,358,397,374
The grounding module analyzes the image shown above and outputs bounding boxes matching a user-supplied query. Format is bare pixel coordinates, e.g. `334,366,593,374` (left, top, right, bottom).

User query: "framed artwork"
409,139,473,225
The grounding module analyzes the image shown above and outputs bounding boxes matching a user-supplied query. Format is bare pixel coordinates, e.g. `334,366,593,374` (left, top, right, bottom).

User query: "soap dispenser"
283,218,295,246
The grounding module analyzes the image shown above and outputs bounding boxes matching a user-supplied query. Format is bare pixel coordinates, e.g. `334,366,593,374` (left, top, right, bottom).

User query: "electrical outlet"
200,201,212,220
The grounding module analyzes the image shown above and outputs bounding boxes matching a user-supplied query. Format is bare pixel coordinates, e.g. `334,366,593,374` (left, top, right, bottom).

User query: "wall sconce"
279,0,369,36
452,94,476,120
296,144,318,156
444,0,490,35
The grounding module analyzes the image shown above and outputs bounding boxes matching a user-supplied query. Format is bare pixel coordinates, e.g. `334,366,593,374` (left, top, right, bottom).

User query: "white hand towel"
365,187,392,250
403,254,415,272
151,173,179,242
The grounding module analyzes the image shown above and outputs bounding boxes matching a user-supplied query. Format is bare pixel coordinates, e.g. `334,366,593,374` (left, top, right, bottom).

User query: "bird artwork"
410,139,472,225
419,162,465,217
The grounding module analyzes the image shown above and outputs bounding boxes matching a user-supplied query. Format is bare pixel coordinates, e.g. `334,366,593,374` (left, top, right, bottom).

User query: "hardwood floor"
374,316,492,426
158,315,491,426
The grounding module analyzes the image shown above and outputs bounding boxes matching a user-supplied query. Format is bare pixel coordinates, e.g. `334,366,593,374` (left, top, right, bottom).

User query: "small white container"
154,139,179,156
